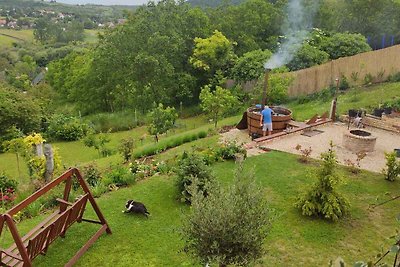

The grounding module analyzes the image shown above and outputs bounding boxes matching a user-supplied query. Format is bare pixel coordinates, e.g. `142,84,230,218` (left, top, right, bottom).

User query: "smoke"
264,0,321,69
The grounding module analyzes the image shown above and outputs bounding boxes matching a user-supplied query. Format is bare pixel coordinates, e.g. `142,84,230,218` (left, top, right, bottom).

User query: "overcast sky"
56,0,150,5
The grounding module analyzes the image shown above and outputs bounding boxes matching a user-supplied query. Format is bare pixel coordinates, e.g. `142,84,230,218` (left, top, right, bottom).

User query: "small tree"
383,152,400,182
200,85,239,128
176,152,214,203
295,143,350,221
148,103,178,142
182,165,270,267
119,137,135,163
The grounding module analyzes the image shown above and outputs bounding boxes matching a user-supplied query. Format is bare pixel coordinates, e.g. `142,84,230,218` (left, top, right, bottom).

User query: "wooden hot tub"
247,106,292,136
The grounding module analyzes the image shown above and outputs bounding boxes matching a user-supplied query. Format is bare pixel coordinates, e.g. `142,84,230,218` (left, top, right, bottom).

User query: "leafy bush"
383,152,400,182
287,44,330,71
0,83,42,138
91,183,109,198
176,152,215,203
46,114,91,141
148,103,178,142
104,166,135,187
320,33,371,60
82,164,102,187
0,172,18,203
231,49,272,82
83,133,113,157
339,75,350,91
182,165,270,267
388,72,400,82
295,143,350,221
216,141,247,160
119,137,135,163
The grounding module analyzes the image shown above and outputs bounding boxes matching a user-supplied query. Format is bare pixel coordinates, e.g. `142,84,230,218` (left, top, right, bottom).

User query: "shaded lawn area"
287,82,400,121
5,152,399,266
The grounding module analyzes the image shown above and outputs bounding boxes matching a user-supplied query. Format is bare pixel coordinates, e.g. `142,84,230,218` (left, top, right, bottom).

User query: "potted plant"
383,103,392,115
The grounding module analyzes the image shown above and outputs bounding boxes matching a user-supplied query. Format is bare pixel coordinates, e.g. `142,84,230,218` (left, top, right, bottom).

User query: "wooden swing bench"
0,168,112,267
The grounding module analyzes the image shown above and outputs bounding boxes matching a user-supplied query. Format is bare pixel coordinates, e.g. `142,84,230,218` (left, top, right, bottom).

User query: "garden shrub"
104,166,135,187
47,114,91,141
91,183,108,198
182,165,270,267
119,137,135,163
0,172,18,203
83,133,113,157
216,141,247,160
176,152,215,203
82,164,102,187
383,152,400,182
388,72,400,83
295,143,350,221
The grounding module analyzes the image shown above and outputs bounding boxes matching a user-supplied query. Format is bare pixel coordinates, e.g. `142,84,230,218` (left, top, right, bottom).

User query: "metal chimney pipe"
262,68,271,109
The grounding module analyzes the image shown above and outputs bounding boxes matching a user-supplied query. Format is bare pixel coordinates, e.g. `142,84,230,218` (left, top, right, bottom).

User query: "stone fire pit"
343,129,377,153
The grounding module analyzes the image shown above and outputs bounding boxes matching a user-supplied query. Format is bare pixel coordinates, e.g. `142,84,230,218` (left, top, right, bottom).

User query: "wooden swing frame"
0,168,111,267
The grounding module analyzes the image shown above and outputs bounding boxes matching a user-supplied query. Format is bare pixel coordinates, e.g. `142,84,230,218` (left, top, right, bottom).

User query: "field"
0,29,34,48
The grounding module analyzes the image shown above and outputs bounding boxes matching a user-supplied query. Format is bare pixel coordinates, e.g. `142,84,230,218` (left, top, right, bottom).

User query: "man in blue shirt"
260,106,273,136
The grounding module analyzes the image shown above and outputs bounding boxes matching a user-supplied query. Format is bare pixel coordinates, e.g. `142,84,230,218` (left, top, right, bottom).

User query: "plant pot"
348,109,358,118
395,149,400,158
383,107,392,115
373,108,384,117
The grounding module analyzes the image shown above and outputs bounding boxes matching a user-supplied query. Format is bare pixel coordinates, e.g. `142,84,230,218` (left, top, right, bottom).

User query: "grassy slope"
0,115,240,181
287,82,400,121
7,152,397,266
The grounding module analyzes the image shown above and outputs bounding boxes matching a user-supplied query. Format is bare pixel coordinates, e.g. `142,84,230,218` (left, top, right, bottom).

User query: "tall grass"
84,110,148,133
133,131,208,159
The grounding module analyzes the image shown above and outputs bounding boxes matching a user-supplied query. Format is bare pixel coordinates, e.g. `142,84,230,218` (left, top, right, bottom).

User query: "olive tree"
182,165,270,267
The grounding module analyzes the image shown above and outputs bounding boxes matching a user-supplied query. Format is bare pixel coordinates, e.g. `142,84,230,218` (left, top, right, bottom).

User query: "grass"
0,29,34,49
0,114,241,181
4,152,399,266
287,82,400,121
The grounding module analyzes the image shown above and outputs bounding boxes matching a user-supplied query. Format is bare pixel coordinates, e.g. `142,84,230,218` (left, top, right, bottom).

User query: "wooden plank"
254,132,287,142
64,225,108,267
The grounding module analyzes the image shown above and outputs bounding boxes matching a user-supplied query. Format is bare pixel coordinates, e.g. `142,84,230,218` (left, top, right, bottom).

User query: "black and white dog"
124,200,150,218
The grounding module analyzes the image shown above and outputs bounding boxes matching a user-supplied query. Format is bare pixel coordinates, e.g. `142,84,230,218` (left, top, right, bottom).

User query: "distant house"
32,72,46,86
0,19,6,27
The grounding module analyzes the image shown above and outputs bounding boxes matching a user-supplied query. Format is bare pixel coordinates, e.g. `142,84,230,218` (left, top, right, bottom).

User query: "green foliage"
320,33,371,60
176,152,214,203
133,131,208,159
0,172,18,193
83,133,112,157
83,110,146,133
231,49,272,82
104,166,135,187
200,85,239,128
82,164,102,187
34,17,84,44
287,44,330,71
0,83,42,138
215,141,247,160
119,137,135,163
182,165,270,266
148,104,178,142
339,75,350,91
46,114,91,141
190,30,237,81
383,152,400,182
295,143,350,221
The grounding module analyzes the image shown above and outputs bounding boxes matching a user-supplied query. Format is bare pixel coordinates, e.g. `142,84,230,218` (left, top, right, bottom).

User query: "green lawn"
4,152,397,266
287,82,400,121
0,114,241,181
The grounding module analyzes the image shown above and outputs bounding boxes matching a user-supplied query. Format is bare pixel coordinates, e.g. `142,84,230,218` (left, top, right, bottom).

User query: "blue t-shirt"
261,108,273,123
